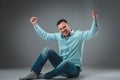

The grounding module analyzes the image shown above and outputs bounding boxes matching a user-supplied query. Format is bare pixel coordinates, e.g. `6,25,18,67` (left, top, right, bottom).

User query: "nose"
62,29,65,32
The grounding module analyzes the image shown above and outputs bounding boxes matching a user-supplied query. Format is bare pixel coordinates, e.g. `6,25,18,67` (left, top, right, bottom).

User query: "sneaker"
37,73,44,79
19,71,37,80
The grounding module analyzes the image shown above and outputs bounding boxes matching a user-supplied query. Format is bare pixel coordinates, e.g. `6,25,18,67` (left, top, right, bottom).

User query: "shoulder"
72,30,86,39
54,32,62,38
74,30,82,35
54,32,61,36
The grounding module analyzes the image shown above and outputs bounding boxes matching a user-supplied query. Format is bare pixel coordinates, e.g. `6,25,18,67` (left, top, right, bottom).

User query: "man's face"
57,21,71,37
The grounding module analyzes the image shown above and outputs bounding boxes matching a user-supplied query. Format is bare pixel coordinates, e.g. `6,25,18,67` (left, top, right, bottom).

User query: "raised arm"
81,10,98,40
29,16,57,41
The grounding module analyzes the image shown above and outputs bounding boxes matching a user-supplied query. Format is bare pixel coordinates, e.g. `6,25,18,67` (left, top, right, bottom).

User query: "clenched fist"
29,16,38,26
92,10,97,21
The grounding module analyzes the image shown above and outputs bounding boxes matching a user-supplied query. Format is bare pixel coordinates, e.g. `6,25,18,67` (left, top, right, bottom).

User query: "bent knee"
43,47,51,52
41,47,53,55
62,61,71,66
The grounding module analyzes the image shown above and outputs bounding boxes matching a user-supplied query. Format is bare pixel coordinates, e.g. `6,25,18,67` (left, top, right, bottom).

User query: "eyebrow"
59,26,66,30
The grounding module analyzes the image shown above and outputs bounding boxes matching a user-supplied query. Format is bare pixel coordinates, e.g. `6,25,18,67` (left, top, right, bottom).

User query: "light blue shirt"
34,20,98,70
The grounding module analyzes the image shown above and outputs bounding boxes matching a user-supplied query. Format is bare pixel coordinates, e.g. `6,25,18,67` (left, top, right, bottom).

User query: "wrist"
93,16,97,20
33,23,38,27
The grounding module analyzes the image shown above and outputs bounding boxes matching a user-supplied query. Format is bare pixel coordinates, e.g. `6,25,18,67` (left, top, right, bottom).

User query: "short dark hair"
57,19,68,26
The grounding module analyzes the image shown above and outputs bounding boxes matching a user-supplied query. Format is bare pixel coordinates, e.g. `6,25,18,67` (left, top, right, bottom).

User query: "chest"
58,34,80,49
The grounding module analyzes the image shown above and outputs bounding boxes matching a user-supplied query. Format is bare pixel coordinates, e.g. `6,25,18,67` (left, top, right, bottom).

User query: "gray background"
0,0,120,69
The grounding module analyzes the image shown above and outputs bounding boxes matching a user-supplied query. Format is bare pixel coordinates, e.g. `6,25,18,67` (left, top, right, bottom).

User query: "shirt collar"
61,30,74,39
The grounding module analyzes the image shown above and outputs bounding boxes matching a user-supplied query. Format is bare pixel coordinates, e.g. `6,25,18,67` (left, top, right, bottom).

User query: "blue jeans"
31,47,80,79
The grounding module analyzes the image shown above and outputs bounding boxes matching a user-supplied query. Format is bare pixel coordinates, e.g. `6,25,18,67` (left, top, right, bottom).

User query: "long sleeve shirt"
33,20,98,70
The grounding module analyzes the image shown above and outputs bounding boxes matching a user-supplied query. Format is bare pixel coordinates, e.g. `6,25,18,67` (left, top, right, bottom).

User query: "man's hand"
92,10,97,21
30,16,38,26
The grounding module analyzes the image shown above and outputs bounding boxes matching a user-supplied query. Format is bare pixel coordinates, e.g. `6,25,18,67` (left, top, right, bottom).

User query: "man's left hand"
92,10,97,21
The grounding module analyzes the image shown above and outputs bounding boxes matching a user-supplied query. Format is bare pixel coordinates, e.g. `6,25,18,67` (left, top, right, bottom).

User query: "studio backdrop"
0,0,120,69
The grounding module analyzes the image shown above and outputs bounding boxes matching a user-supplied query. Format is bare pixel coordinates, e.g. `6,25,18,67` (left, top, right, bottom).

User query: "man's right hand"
30,16,38,26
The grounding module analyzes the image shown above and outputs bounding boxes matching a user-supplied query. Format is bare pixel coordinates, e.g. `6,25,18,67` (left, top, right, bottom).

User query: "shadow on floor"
69,74,88,80
36,74,88,80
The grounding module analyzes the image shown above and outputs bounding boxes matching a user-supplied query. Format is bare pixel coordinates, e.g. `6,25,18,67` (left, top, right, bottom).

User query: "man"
20,10,98,80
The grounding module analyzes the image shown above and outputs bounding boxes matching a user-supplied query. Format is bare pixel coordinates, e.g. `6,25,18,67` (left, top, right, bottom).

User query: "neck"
64,31,71,37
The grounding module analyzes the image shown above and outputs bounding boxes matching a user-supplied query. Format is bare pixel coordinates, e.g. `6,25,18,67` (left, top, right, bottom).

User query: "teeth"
63,31,66,33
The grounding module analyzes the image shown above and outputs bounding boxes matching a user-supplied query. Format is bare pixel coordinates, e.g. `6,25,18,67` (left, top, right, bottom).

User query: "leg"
44,61,80,79
31,47,62,74
20,47,62,80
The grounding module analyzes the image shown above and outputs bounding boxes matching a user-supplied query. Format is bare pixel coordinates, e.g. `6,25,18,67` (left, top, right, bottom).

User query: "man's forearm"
33,24,57,41
34,23,48,40
90,20,98,35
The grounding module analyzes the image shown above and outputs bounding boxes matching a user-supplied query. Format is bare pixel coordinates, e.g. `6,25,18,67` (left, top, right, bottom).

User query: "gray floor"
0,67,120,80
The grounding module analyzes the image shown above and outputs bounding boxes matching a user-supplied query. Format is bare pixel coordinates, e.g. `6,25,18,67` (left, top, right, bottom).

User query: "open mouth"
63,31,67,34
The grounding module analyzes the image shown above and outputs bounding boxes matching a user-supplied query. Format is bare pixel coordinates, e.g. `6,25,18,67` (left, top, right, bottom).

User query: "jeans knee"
62,61,71,67
43,47,51,52
41,47,52,55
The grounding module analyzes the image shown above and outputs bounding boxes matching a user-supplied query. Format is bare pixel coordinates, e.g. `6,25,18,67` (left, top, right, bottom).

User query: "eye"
63,26,66,28
59,28,62,30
